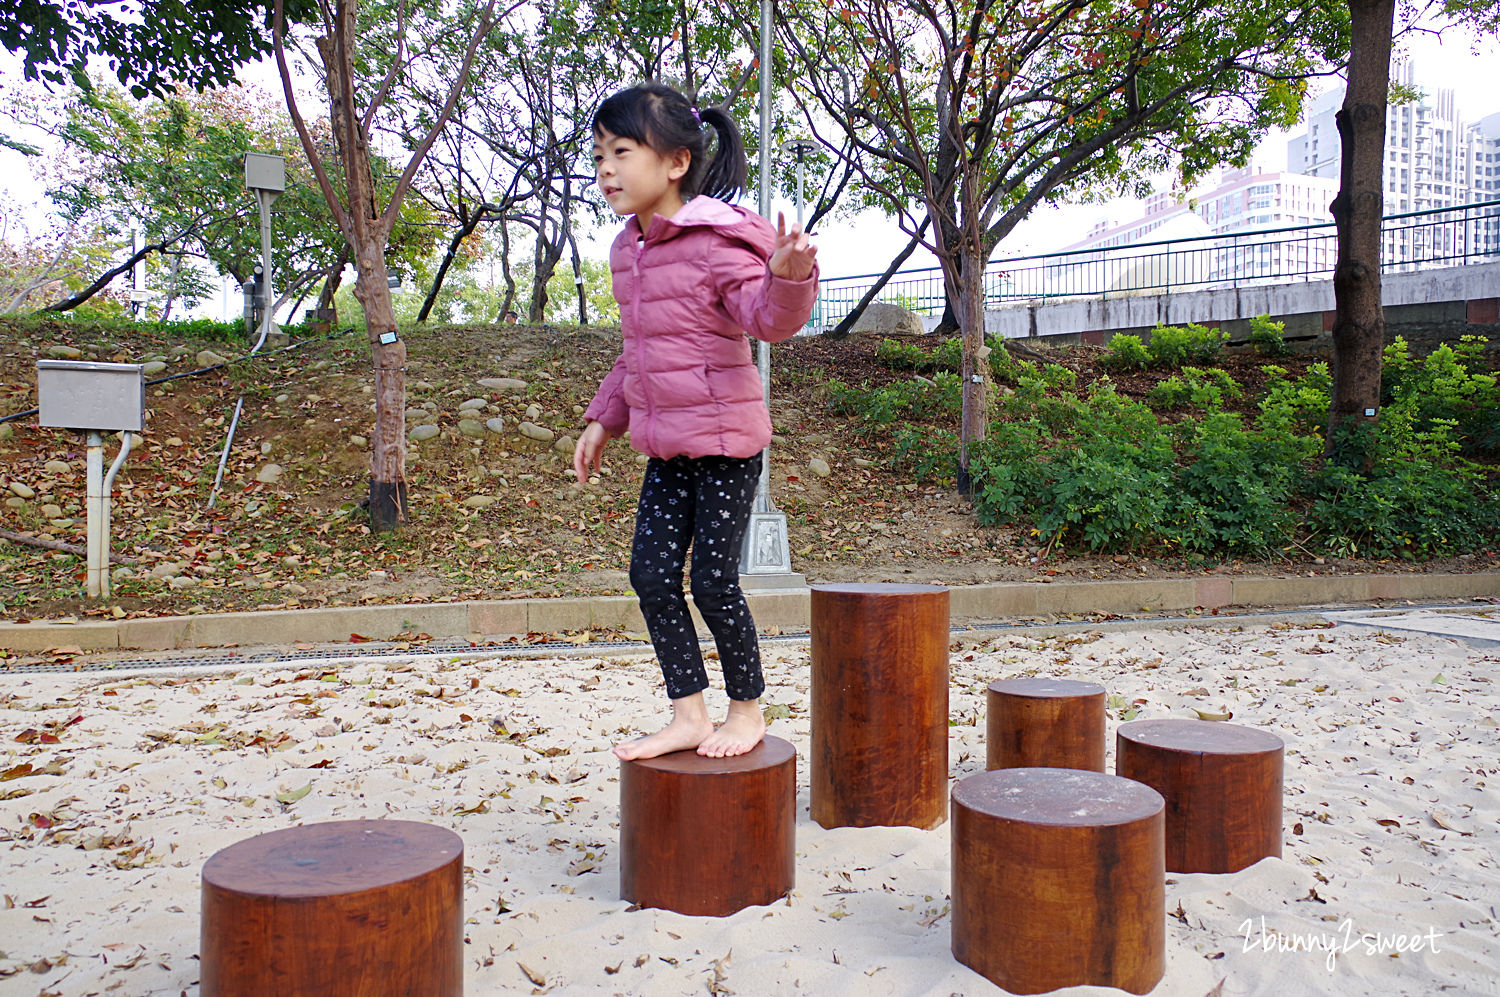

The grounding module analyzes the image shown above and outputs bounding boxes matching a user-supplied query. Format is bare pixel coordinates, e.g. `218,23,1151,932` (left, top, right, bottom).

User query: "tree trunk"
321,10,407,530
1326,0,1395,468
954,240,989,494
418,208,485,324
567,225,588,325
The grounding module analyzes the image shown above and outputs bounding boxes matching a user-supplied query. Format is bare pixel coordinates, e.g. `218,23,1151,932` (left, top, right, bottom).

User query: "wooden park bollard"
619,735,796,916
200,820,463,997
1116,718,1285,874
951,768,1166,995
810,583,949,829
986,677,1106,772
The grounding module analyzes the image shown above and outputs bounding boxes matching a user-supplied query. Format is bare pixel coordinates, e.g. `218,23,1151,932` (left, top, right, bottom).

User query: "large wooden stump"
810,582,949,829
951,767,1165,995
620,735,796,916
986,677,1106,772
201,820,463,997
1117,718,1285,873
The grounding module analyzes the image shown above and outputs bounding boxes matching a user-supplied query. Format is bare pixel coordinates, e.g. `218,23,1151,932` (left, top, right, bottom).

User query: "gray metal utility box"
244,152,286,192
37,360,146,432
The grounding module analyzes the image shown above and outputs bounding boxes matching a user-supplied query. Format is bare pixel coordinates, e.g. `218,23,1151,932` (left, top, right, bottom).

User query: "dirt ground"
1,318,1495,629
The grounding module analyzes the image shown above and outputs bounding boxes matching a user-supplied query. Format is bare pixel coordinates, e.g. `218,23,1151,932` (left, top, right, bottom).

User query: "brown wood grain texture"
619,735,797,916
809,583,950,829
951,767,1166,995
200,820,463,997
1116,718,1286,873
986,678,1107,772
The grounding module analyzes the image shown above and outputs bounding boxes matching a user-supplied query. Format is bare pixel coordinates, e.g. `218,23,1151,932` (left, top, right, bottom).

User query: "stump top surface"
810,582,948,597
1119,719,1285,755
202,819,462,899
952,767,1162,826
624,734,795,775
988,677,1105,699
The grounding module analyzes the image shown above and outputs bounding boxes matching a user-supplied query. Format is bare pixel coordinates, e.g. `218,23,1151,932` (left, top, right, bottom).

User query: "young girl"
573,82,818,761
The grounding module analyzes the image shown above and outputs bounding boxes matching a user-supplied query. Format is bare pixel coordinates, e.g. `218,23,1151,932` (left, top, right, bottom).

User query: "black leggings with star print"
629,452,764,701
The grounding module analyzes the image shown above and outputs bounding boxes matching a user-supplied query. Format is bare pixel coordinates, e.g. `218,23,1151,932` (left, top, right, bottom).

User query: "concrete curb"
2,571,1497,654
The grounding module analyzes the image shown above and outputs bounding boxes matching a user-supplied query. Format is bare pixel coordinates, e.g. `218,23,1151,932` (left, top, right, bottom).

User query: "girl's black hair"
592,82,747,203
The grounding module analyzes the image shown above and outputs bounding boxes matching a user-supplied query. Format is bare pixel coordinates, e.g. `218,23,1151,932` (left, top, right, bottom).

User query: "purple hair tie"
690,106,702,124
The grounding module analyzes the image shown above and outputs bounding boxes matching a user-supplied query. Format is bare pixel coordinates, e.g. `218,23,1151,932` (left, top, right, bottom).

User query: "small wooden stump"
620,735,796,916
810,582,949,829
1116,718,1285,873
986,677,1106,772
952,767,1165,995
200,820,463,997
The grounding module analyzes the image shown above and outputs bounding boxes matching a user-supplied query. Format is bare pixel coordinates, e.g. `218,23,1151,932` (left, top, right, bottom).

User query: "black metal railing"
811,199,1500,329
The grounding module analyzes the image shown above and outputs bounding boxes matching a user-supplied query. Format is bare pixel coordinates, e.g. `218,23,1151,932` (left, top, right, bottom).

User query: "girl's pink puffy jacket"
583,195,819,461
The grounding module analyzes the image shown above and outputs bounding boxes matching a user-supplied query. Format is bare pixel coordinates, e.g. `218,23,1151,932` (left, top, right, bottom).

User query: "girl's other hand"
769,212,818,281
573,421,609,484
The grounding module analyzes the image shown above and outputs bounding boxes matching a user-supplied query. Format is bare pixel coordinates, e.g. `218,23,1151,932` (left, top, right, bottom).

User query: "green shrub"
1248,315,1290,357
932,336,964,372
1258,363,1332,440
1147,367,1242,411
1099,334,1150,371
892,426,959,482
987,339,1033,384
1168,413,1297,555
1381,335,1499,457
823,372,962,429
1146,322,1227,368
875,337,931,370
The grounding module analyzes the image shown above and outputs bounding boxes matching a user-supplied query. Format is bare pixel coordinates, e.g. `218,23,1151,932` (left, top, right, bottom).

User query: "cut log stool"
200,820,463,997
620,735,796,916
810,582,949,829
952,767,1166,995
986,678,1106,772
1117,718,1285,873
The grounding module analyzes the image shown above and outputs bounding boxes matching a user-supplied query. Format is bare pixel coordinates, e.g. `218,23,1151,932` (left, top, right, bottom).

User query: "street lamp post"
782,137,818,227
739,0,805,587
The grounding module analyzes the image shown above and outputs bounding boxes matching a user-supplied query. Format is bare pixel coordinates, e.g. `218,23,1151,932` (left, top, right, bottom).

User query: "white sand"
1,619,1496,996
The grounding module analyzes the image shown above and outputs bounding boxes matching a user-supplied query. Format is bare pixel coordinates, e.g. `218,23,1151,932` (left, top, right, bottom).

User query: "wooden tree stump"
951,767,1165,995
986,677,1106,772
620,735,796,916
200,820,463,997
810,582,949,829
1116,718,1285,873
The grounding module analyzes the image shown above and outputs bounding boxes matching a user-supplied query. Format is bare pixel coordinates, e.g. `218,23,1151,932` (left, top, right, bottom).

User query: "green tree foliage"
34,82,437,315
1,0,316,97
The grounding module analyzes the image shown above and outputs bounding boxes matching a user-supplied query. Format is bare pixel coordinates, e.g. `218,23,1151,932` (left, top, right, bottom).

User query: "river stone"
141,360,168,376
409,410,438,426
809,457,832,477
41,504,63,519
409,424,441,442
7,481,35,499
849,302,924,337
350,435,368,448
459,398,487,412
803,434,828,446
4,497,23,509
854,457,875,467
635,453,650,466
485,417,505,435
462,495,498,509
479,377,528,393
0,424,12,440
275,393,290,404
47,345,83,359
524,403,543,422
458,419,487,438
44,460,71,474
150,561,182,579
168,575,198,590
256,463,284,484
519,422,554,443
553,434,575,454
196,349,230,367
412,380,436,391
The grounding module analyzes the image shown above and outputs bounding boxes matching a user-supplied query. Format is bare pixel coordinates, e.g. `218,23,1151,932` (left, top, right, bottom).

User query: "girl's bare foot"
698,698,766,758
614,694,713,760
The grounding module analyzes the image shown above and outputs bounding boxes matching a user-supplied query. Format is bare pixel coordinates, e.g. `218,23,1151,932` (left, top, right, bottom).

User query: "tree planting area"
1,315,1495,627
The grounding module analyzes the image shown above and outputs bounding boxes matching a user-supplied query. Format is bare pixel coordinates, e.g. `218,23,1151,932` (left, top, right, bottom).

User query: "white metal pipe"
86,432,104,598
100,432,134,599
753,0,774,514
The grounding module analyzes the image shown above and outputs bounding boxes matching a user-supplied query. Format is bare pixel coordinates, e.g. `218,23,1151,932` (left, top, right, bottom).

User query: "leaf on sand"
1,764,34,781
1193,708,1233,721
275,783,313,805
763,702,792,722
517,962,546,986
454,800,490,816
1430,811,1471,835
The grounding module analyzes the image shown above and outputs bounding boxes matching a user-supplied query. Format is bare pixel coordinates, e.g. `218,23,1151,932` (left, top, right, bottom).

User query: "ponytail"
593,83,748,203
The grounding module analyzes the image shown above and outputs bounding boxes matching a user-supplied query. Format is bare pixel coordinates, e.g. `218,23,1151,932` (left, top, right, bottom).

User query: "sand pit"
1,618,1496,995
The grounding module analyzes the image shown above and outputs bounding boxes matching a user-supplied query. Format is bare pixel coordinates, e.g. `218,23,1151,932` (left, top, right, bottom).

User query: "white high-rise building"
1286,61,1500,262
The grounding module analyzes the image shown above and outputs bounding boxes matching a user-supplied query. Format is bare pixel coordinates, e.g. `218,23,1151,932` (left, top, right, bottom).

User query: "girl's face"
592,127,691,231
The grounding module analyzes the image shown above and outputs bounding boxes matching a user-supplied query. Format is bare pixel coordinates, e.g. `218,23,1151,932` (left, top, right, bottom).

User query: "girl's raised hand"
769,212,818,281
